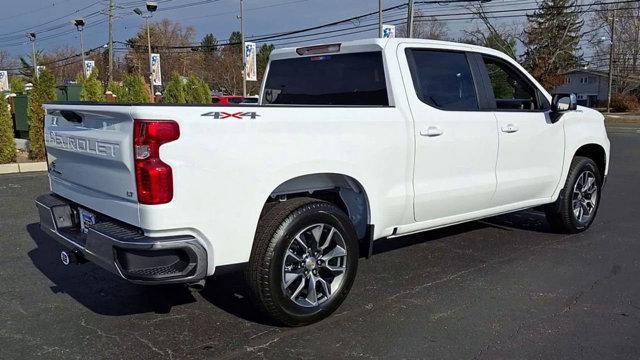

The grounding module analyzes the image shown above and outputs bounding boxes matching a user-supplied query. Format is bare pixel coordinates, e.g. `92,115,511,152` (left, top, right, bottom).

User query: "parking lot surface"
1,130,639,359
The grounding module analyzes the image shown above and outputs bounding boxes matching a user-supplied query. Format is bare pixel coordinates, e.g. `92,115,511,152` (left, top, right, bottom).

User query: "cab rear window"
263,51,388,106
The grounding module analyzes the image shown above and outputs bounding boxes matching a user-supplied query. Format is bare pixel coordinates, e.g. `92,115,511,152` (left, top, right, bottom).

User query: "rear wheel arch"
261,173,371,240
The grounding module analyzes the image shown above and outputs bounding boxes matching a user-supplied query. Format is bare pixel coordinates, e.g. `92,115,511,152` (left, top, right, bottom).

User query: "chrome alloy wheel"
572,170,598,224
281,223,348,307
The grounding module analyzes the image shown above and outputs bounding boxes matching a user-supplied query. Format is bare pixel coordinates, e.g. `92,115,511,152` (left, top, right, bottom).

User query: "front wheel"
246,198,359,326
545,156,602,233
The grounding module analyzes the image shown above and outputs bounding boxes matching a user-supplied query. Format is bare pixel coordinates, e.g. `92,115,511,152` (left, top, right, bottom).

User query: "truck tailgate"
43,104,139,226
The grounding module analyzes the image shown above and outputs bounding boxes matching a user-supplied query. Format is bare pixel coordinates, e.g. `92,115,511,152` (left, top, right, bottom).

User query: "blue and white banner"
150,53,162,86
84,60,95,78
0,71,8,92
244,42,257,81
383,24,396,38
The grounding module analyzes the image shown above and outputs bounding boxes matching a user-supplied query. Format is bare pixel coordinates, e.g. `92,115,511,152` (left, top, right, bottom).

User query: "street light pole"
108,0,114,84
240,0,246,98
74,19,86,79
134,2,158,103
26,33,37,79
80,30,85,73
146,16,153,101
379,0,383,38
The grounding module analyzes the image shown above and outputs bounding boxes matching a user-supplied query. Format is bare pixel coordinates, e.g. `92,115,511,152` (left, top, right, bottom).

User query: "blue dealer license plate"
79,208,96,234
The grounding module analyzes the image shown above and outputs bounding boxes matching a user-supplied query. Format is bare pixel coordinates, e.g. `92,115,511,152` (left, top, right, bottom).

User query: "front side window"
482,56,541,111
405,49,478,111
263,51,388,106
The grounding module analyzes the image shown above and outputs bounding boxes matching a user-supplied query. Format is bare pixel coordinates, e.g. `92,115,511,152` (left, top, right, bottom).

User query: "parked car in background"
211,95,244,105
36,38,609,327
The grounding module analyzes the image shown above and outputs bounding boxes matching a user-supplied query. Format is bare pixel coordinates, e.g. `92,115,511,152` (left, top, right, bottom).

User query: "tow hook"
60,249,85,265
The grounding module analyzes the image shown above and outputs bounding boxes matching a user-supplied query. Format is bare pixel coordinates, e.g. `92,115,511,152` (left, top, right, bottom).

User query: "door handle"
420,126,444,137
501,124,519,133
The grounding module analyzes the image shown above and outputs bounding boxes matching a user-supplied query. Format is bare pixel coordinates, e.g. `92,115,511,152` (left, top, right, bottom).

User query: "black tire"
246,197,359,326
545,156,602,233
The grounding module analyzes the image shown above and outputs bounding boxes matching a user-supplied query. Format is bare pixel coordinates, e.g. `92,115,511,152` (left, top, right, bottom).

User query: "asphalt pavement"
1,129,639,359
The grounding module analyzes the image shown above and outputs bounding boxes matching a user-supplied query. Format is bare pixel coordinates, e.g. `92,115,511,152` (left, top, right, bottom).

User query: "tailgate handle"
60,110,83,123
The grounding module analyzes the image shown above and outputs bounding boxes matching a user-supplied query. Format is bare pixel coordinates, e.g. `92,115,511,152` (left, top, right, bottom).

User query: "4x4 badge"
201,111,260,119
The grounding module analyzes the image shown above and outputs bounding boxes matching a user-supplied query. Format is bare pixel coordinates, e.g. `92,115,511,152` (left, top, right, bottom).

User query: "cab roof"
270,37,510,62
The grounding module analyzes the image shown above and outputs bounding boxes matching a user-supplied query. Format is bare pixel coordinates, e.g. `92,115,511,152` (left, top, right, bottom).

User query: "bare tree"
211,32,243,95
463,4,519,58
42,47,83,83
0,50,16,70
397,10,449,40
126,19,198,85
588,3,640,95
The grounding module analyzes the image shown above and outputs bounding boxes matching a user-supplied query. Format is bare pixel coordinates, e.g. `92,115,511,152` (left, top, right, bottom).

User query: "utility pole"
406,0,414,38
240,0,246,97
108,0,114,84
607,9,616,113
379,0,383,38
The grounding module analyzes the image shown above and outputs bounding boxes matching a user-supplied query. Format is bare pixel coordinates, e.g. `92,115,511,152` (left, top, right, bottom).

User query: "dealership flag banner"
0,71,8,92
84,60,95,78
150,53,162,86
383,24,396,38
244,42,257,81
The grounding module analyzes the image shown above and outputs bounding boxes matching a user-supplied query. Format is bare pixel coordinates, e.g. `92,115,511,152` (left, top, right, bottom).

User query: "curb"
0,162,47,174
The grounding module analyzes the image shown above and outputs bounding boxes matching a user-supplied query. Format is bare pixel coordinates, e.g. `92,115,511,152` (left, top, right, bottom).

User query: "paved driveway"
1,130,639,359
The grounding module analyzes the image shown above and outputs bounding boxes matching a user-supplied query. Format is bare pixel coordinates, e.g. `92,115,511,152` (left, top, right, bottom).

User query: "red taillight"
133,120,180,205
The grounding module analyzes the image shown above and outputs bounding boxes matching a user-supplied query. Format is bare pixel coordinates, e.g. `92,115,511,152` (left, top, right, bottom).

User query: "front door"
401,47,499,222
478,55,565,206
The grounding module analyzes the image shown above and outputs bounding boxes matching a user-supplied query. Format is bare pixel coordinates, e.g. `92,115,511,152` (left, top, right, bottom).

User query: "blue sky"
0,0,537,58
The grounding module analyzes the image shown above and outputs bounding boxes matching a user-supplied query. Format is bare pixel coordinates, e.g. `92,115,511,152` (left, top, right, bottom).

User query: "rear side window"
405,49,478,111
263,51,388,106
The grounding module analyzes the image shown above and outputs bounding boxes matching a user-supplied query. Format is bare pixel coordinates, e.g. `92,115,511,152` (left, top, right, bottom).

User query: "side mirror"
552,93,578,112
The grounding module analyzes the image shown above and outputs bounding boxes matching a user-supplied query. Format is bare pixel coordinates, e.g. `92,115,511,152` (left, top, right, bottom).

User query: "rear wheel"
545,156,602,233
246,198,359,326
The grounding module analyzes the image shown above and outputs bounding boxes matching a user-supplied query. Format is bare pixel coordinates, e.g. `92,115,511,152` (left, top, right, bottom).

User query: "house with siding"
552,69,610,108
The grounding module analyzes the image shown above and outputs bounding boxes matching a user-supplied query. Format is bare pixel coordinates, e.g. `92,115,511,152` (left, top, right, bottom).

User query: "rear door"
476,55,564,206
44,104,140,225
400,47,499,222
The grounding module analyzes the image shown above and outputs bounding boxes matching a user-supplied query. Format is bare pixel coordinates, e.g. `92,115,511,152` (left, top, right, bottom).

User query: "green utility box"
13,95,29,139
10,84,83,139
56,83,82,101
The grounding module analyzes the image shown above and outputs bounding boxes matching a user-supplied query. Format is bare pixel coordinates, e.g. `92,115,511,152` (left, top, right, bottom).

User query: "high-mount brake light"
296,43,341,56
133,120,180,205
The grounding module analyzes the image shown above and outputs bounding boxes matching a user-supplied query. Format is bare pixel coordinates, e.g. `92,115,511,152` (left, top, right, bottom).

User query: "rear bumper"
35,193,207,285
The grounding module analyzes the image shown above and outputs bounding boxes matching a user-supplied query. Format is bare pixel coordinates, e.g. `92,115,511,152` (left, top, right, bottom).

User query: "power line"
4,0,639,71
0,1,101,39
119,0,640,50
3,43,107,72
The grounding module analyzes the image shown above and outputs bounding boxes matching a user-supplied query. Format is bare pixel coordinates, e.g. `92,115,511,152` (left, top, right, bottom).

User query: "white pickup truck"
36,38,610,326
